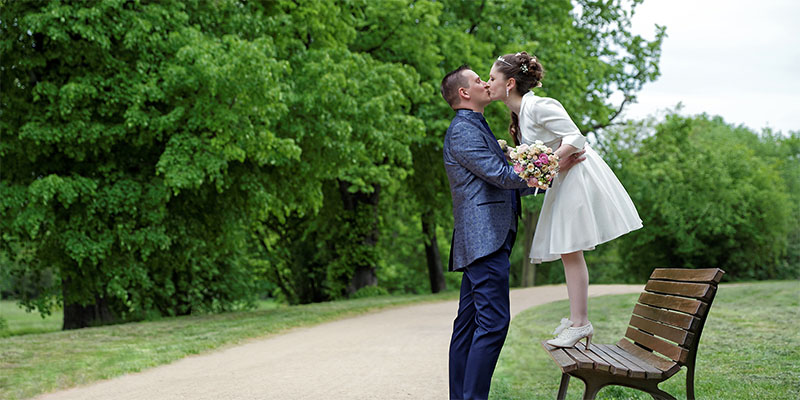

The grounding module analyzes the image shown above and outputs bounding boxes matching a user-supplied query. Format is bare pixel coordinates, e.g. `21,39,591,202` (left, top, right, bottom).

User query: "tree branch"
583,95,630,137
361,21,403,54
466,0,486,34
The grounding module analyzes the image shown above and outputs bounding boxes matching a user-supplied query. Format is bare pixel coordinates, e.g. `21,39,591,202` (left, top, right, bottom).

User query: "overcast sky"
619,0,799,134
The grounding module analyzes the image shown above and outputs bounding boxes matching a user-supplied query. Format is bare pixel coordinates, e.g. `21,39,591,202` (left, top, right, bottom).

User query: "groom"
440,65,583,399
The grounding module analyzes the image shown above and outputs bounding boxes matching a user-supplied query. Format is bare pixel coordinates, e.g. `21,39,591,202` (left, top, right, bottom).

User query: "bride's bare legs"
561,251,589,327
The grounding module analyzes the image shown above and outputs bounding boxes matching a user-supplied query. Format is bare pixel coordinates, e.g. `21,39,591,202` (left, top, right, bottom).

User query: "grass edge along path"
491,281,800,400
0,291,458,400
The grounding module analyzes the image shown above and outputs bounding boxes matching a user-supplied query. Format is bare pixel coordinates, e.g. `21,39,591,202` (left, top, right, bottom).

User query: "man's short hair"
440,65,470,109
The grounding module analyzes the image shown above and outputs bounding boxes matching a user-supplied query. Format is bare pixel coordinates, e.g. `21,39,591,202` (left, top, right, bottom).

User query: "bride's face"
487,64,509,101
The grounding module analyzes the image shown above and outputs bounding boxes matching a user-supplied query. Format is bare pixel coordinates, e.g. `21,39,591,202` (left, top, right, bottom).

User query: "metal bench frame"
542,268,725,400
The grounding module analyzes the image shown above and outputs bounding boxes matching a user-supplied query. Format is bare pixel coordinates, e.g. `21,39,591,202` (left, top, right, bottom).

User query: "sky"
617,0,800,134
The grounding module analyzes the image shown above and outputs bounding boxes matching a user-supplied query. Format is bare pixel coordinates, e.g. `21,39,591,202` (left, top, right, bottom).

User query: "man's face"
461,69,491,106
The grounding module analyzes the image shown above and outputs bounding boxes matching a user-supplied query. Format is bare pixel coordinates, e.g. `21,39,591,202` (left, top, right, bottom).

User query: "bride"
487,51,643,349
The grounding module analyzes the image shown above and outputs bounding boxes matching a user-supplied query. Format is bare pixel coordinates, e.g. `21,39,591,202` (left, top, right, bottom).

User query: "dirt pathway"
34,284,641,400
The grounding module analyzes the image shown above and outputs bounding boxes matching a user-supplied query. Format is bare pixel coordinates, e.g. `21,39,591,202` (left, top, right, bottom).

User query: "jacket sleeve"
449,122,530,190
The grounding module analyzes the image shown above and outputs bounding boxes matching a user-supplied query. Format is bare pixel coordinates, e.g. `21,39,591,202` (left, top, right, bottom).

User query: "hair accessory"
496,56,512,67
520,64,529,74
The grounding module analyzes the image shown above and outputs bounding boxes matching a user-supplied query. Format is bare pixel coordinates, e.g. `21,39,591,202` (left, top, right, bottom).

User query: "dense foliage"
1,0,310,327
531,115,800,284
612,115,799,281
2,0,795,330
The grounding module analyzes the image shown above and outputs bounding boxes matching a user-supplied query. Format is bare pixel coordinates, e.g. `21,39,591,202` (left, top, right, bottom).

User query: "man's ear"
459,87,470,101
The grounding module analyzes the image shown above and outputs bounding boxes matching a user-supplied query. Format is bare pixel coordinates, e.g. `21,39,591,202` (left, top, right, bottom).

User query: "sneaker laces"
552,318,573,335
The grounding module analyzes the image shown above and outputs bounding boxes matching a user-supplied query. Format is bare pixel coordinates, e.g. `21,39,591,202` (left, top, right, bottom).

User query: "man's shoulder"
447,115,480,136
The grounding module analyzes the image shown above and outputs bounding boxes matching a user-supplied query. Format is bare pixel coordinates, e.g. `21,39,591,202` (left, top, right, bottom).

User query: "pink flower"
513,164,523,173
538,153,550,164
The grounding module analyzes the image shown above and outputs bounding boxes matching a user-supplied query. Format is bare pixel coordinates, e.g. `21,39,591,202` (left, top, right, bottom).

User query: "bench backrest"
623,268,725,366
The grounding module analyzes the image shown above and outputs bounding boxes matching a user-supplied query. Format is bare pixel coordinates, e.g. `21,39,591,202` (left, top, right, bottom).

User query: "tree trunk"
62,277,115,330
339,180,381,294
521,209,538,287
421,211,446,293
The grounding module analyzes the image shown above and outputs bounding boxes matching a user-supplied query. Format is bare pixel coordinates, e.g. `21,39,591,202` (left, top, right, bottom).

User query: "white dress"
518,92,643,263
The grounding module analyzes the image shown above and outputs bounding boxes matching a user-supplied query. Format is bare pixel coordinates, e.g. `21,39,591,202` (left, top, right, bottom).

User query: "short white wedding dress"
518,92,643,263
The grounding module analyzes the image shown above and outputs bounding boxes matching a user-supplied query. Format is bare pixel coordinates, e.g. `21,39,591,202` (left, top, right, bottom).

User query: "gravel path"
34,284,642,400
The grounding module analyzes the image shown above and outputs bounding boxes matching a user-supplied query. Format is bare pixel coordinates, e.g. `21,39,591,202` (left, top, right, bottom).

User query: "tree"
609,114,796,280
0,0,314,328
257,0,666,296
249,0,429,302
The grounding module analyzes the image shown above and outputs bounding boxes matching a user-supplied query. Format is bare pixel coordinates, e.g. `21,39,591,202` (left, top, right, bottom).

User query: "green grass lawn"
0,301,63,337
0,299,281,338
491,281,800,399
0,292,457,400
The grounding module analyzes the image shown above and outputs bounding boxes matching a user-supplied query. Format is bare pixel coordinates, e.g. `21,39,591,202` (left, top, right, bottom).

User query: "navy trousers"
449,230,515,400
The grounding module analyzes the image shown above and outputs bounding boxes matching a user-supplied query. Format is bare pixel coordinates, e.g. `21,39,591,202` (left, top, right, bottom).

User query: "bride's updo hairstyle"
494,51,544,145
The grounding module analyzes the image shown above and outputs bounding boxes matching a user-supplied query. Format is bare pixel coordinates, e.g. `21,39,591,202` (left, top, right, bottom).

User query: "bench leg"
625,379,677,400
580,375,607,400
562,372,607,400
646,386,677,400
557,373,569,400
686,355,697,399
567,370,677,400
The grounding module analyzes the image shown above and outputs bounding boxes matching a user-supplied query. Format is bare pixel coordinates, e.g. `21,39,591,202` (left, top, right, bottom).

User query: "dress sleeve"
532,97,586,149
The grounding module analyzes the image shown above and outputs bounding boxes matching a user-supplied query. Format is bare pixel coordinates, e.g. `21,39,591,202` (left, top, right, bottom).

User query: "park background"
1,0,798,398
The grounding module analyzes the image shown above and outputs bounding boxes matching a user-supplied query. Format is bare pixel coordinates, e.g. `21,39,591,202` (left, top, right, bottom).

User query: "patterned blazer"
443,109,534,271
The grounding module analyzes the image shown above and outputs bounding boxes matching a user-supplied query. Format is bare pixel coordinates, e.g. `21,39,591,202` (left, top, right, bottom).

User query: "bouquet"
498,139,559,190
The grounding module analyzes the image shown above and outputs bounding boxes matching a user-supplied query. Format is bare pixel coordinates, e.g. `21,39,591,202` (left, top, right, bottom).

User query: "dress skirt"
530,145,643,263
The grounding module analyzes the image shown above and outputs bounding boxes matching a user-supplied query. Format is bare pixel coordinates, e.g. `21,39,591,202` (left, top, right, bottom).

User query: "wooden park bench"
542,268,725,400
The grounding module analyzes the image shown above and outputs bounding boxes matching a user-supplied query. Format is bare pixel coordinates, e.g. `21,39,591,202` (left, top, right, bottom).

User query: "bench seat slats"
542,341,578,372
651,268,724,283
565,348,594,369
633,303,698,330
617,339,680,375
645,280,712,300
585,344,631,376
626,327,689,363
602,343,663,379
629,314,693,346
638,292,707,316
590,344,644,378
572,343,611,372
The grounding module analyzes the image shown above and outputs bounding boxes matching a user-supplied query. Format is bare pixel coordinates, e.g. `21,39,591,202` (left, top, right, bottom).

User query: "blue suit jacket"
444,109,535,271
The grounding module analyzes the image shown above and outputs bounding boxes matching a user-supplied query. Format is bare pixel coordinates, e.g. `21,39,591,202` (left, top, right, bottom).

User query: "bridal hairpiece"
496,56,512,67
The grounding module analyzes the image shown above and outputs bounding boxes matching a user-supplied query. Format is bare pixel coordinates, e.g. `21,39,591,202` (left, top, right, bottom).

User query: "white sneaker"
546,322,594,349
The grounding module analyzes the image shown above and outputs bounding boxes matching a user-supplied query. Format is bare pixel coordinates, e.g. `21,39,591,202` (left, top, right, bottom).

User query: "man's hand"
558,149,586,173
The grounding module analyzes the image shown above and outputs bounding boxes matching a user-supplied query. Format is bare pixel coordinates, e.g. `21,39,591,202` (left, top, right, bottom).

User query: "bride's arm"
532,97,586,171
